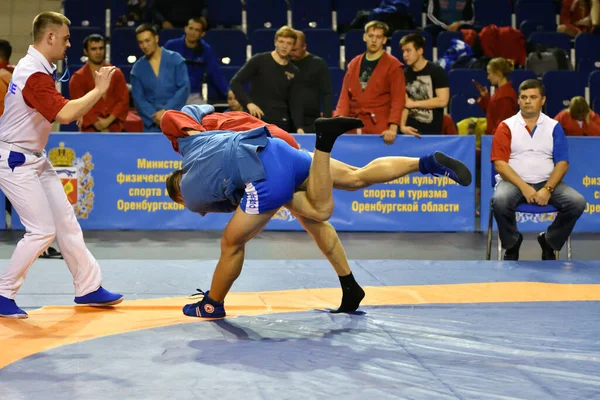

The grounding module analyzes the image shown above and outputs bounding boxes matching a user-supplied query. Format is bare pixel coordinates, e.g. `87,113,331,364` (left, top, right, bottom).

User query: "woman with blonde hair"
474,57,518,134
555,96,600,136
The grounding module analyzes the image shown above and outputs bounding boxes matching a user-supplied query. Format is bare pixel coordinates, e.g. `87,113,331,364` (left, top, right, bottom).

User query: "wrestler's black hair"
166,169,183,204
0,40,12,61
82,34,104,51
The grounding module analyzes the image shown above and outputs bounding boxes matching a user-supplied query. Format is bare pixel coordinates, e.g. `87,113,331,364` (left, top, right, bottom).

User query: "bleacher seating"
590,70,600,110
208,66,240,101
519,20,557,39
206,0,243,27
509,70,537,92
246,0,288,34
542,70,587,116
473,0,512,28
64,0,106,27
450,94,485,123
303,29,340,68
448,69,490,99
290,0,333,30
336,0,380,32
436,31,465,59
250,29,277,55
344,30,365,66
575,33,600,65
515,0,558,27
329,67,345,108
56,0,600,134
110,27,142,65
528,32,571,53
158,29,185,46
204,29,247,67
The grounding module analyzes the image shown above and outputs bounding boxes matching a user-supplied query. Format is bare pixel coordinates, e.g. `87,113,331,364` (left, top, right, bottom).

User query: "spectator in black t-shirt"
289,30,333,133
229,26,304,132
400,33,449,136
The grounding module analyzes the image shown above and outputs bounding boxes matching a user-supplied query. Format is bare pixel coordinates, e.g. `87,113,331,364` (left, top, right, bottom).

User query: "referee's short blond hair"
33,11,71,43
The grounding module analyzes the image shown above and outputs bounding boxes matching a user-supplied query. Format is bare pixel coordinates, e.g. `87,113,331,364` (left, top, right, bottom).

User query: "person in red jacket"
555,96,600,136
334,21,405,144
476,57,518,135
558,0,593,37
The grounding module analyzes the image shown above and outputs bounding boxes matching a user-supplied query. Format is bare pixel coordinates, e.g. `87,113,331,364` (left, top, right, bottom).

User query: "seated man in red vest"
491,80,586,261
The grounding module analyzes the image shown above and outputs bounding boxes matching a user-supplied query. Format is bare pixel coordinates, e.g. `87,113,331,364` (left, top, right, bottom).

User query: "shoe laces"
189,288,207,298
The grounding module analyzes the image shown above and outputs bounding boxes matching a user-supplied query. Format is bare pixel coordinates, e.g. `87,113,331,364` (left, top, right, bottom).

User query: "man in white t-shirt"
0,11,123,319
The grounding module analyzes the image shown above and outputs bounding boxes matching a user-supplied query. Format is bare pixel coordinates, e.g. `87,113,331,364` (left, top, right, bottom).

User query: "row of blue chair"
65,0,565,33
68,24,600,69
450,69,600,124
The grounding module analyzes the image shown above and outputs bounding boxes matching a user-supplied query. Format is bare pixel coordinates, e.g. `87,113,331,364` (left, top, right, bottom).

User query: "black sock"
330,272,365,313
339,272,358,290
314,117,363,153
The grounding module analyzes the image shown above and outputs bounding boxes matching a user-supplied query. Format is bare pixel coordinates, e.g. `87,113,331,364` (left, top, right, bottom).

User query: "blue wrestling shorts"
240,138,312,214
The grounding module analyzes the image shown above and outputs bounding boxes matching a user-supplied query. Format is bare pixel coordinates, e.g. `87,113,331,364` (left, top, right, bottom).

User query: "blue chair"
529,32,571,53
110,27,142,65
509,70,537,93
204,29,247,67
291,0,333,29
574,33,600,64
344,30,365,66
519,20,558,39
329,67,345,108
207,66,240,101
449,94,484,123
407,0,424,28
448,69,489,99
67,27,104,65
118,64,132,83
436,31,464,58
336,0,380,30
64,0,106,27
473,0,512,28
593,98,600,114
590,70,600,106
304,29,340,68
158,29,184,46
206,0,243,26
246,0,288,34
486,166,572,260
515,0,558,28
542,70,586,117
390,30,433,64
577,58,600,77
109,0,130,27
250,29,276,55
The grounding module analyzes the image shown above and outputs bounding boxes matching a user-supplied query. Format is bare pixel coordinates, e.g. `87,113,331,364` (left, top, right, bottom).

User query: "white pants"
0,148,101,298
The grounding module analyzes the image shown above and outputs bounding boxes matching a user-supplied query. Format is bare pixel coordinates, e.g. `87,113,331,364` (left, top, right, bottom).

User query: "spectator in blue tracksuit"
164,17,229,104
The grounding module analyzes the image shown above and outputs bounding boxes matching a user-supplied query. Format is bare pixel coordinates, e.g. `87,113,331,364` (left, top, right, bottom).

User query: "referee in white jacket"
0,11,123,318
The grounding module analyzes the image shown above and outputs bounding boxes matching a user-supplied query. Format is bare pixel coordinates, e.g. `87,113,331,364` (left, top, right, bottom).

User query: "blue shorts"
240,138,312,214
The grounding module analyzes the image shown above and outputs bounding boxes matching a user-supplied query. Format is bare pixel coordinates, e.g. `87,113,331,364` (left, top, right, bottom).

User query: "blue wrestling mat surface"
1,260,599,400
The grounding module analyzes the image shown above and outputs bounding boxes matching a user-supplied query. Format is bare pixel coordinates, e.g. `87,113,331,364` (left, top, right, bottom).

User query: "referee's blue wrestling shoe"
183,289,226,318
0,295,28,319
74,286,124,306
419,151,472,186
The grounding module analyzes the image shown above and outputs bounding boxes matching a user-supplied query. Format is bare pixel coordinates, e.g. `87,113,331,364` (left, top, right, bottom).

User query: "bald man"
290,30,333,133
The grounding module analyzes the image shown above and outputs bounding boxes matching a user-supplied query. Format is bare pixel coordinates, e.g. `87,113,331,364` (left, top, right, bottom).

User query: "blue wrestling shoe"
0,295,28,319
183,289,226,318
419,151,472,186
74,286,124,306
